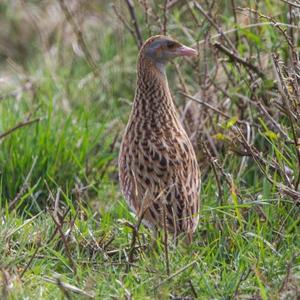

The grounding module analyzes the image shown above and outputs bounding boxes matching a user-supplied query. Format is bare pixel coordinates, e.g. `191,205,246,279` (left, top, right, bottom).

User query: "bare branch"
58,0,99,77
193,22,300,48
180,92,259,128
124,0,143,48
20,236,41,278
50,212,78,275
194,2,236,51
43,277,95,298
9,156,38,211
279,0,300,8
272,54,300,189
213,41,265,78
0,118,40,140
163,0,168,35
162,206,170,276
166,0,184,9
112,4,139,48
155,260,197,289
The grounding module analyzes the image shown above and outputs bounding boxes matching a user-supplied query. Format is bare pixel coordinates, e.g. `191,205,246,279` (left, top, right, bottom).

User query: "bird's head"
138,35,197,73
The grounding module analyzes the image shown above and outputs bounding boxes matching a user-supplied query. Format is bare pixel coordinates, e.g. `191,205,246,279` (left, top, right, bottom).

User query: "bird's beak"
175,45,197,57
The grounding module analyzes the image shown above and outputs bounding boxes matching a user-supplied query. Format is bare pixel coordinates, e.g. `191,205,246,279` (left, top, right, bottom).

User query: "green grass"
0,1,299,299
1,175,299,299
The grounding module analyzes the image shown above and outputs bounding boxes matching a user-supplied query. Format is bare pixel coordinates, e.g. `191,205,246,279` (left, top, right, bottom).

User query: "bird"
119,35,201,242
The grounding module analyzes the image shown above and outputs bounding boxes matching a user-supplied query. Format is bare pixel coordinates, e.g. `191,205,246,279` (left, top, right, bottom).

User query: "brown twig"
139,0,152,35
213,41,265,78
0,118,40,140
46,206,70,244
154,260,197,289
1,269,10,300
58,0,99,77
184,0,201,27
50,213,78,276
126,224,141,269
99,131,119,179
57,277,73,300
234,268,251,298
112,4,139,49
279,0,300,8
20,237,41,278
230,0,239,46
188,280,198,298
272,54,300,190
235,127,300,202
126,189,169,270
192,22,300,49
162,206,170,276
274,202,299,249
202,142,224,206
181,92,230,118
124,0,143,48
234,93,292,143
278,255,296,294
237,7,298,62
166,0,183,9
162,0,168,35
194,2,236,51
127,209,147,270
180,92,259,128
43,277,95,298
173,63,188,93
9,156,38,211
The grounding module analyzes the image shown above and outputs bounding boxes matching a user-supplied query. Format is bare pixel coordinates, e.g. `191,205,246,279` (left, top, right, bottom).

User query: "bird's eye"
166,41,176,49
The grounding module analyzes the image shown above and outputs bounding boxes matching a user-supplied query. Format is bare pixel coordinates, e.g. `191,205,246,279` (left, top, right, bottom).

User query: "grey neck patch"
155,61,166,75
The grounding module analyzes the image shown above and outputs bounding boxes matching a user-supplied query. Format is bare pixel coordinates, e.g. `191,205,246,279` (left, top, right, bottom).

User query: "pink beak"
175,45,197,57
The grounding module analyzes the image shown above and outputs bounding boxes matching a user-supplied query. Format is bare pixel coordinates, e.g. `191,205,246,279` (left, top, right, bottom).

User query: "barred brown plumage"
119,35,201,242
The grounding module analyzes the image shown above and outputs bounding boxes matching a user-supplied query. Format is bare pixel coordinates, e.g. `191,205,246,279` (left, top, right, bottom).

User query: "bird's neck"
127,57,182,137
133,58,176,117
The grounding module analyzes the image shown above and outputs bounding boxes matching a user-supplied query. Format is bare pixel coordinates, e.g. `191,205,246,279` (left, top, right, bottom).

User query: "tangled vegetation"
0,0,299,299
